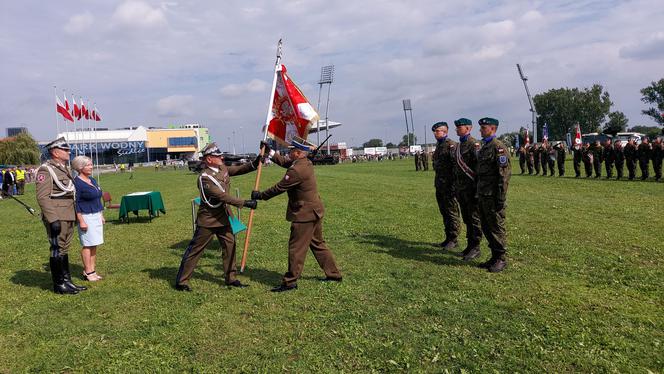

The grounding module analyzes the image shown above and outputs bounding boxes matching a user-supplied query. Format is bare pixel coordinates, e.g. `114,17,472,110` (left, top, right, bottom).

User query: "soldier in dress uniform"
526,144,535,175
532,143,541,175
555,142,566,176
430,122,460,250
452,118,483,261
582,142,593,177
572,143,583,178
36,137,87,294
414,151,421,171
624,137,638,180
476,118,511,272
547,141,556,176
539,142,548,176
652,137,663,182
591,140,603,178
517,145,526,174
613,141,625,180
603,139,615,179
422,151,429,171
252,137,342,292
637,137,652,180
174,143,259,291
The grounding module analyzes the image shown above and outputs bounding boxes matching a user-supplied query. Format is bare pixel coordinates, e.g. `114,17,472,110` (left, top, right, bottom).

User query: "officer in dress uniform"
174,143,259,291
555,142,566,176
652,137,663,182
591,140,603,178
637,137,652,180
572,144,583,178
430,122,460,250
36,137,87,294
539,142,548,176
452,118,483,261
252,137,342,292
603,139,615,179
476,118,511,273
582,143,593,177
614,141,625,180
526,144,535,175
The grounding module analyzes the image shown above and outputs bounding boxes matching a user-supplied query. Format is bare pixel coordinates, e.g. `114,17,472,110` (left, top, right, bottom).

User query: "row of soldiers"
517,141,567,176
432,118,511,273
414,151,429,171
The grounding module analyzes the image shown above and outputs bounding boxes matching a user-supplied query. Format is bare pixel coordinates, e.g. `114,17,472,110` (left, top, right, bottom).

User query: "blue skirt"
78,212,104,247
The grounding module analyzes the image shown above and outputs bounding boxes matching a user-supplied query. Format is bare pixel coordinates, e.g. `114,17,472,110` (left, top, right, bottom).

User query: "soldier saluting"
476,118,511,273
36,137,87,294
252,137,342,292
174,143,259,291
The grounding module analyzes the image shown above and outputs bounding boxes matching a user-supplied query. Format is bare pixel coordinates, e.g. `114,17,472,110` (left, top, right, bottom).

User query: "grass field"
0,157,662,372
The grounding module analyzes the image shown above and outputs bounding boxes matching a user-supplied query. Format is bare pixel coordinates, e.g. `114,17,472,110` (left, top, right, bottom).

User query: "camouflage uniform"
614,142,625,180
431,124,461,248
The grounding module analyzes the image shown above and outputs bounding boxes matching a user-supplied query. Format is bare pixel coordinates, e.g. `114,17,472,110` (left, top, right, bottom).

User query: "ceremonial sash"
455,143,476,181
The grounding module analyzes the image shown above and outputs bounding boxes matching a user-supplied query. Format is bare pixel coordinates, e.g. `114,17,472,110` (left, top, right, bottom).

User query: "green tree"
497,131,520,147
602,111,629,135
533,84,613,140
362,138,383,148
385,142,396,148
640,78,664,126
0,132,41,165
398,133,417,147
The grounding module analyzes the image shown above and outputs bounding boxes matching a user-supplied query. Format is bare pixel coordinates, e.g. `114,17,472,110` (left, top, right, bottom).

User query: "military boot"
488,258,508,273
61,255,87,291
462,246,481,261
50,257,78,295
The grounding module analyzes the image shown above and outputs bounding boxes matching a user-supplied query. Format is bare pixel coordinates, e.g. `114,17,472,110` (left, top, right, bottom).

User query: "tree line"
0,133,42,165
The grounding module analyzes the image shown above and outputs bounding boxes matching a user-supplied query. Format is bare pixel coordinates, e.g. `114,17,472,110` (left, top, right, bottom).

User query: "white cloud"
64,12,95,34
220,79,267,97
521,10,543,23
156,95,193,117
619,32,664,60
112,1,167,29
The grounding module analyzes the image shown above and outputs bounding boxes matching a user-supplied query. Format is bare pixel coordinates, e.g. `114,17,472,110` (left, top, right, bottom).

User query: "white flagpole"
94,103,101,183
87,98,93,159
54,86,61,138
62,89,70,146
240,38,283,273
73,94,79,155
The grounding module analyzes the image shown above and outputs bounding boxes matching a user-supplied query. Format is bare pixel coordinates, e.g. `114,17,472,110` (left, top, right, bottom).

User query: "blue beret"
478,117,499,126
454,118,472,126
431,121,448,131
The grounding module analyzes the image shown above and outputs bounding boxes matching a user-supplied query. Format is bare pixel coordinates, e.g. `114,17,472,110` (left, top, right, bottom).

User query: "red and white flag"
81,98,90,120
92,105,102,121
574,123,582,147
56,95,74,122
266,64,319,145
73,97,81,120
63,92,71,113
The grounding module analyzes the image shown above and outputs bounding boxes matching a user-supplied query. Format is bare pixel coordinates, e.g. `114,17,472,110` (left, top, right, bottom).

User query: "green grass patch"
0,158,662,372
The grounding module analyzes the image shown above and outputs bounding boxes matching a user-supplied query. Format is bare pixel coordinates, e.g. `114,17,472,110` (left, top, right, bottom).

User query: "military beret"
454,118,472,126
46,137,71,151
201,142,223,157
478,117,499,126
431,121,448,131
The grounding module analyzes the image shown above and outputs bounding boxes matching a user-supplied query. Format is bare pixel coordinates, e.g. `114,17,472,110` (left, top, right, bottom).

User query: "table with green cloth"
118,191,166,222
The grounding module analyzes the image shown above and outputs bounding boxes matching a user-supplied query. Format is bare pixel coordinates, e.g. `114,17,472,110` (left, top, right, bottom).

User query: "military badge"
37,174,45,183
499,155,508,166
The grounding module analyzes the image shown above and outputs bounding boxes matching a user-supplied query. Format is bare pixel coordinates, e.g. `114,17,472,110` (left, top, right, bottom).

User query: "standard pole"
240,39,282,273
54,86,61,139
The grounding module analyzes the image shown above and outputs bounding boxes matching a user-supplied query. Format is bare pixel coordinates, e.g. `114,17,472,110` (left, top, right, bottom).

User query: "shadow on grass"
168,239,220,260
355,233,476,267
241,267,282,286
11,261,87,290
142,266,224,286
109,215,162,225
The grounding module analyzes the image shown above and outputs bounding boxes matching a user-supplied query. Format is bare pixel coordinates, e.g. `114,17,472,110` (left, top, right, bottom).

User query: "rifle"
0,191,36,215
309,135,332,158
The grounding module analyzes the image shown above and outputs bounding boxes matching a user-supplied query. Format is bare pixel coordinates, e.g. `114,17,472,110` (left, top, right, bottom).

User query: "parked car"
581,133,612,145
615,132,646,146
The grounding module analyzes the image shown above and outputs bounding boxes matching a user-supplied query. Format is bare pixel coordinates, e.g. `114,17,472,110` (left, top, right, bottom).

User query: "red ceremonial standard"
266,64,319,145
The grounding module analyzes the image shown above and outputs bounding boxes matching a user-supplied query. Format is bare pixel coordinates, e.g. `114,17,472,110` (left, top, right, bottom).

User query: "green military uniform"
532,144,541,175
624,141,638,180
414,152,420,171
614,142,625,179
555,143,566,176
572,145,582,177
452,118,483,259
36,137,86,294
517,146,526,174
526,145,535,174
603,142,615,178
256,139,341,291
546,143,556,176
637,141,652,180
175,143,258,290
591,142,603,178
431,122,460,249
538,143,548,176
476,118,511,272
582,144,593,177
652,139,663,181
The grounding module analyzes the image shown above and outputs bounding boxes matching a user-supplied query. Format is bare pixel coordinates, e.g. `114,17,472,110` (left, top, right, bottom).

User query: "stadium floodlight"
316,65,335,153
402,99,415,148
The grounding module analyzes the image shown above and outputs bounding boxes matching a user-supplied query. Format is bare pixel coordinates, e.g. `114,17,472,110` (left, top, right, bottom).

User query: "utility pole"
517,63,537,143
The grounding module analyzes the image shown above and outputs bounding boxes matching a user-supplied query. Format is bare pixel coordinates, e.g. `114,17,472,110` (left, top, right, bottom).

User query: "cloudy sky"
1,0,663,148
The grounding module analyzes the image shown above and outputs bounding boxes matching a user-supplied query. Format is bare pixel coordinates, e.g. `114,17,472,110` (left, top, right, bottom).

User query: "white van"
615,132,645,146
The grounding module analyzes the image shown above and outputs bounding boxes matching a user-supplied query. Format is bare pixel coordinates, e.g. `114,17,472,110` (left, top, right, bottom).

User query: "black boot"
61,255,87,291
50,257,78,294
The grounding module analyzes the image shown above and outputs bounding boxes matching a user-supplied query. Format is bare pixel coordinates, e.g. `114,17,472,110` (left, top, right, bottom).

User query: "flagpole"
87,98,93,159
54,86,61,138
240,38,283,273
62,89,70,146
94,103,101,183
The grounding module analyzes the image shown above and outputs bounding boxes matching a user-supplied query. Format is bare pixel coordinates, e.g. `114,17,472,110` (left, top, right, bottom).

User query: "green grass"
0,158,662,372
